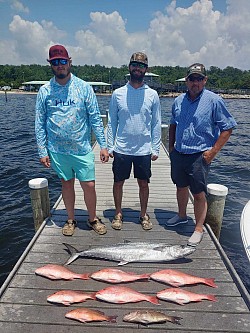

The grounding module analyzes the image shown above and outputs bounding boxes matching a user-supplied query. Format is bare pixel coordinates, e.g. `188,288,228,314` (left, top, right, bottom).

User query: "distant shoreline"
1,89,250,99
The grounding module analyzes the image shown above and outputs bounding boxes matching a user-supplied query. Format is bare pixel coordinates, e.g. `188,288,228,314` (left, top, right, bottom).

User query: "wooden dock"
0,144,250,332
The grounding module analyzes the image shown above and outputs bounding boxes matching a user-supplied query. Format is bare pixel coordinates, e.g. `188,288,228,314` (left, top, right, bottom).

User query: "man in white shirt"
107,52,161,231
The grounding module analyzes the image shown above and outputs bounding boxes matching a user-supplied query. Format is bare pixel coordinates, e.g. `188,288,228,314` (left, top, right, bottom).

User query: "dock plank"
0,144,249,332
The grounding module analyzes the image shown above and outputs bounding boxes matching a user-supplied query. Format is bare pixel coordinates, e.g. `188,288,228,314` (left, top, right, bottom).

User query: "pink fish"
157,287,217,305
47,290,96,306
65,308,117,323
35,264,89,280
95,285,159,305
90,268,150,283
150,269,217,288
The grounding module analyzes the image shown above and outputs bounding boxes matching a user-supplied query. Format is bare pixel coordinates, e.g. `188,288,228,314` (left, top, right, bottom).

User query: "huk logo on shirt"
55,99,76,106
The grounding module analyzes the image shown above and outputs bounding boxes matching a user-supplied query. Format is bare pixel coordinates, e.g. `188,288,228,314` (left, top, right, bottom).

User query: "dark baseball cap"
187,63,206,77
47,45,71,62
129,52,148,66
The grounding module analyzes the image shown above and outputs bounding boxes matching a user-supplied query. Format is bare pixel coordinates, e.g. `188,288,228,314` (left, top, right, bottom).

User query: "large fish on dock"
63,242,196,266
65,308,117,323
123,310,182,325
157,287,217,305
90,268,150,283
35,264,90,280
150,269,217,288
95,285,159,305
47,290,96,306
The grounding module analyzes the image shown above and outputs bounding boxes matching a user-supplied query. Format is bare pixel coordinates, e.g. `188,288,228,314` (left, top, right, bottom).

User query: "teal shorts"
49,151,95,181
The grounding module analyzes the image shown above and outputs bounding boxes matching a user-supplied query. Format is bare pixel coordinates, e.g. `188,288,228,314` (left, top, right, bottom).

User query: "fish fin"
108,315,117,323
80,273,90,280
64,254,79,266
63,242,79,255
168,316,183,325
118,261,129,266
63,243,80,265
207,294,217,302
148,296,160,305
153,246,168,251
205,278,218,288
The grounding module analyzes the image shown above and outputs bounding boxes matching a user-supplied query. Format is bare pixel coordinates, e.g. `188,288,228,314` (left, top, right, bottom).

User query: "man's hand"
40,156,51,168
151,155,158,161
100,148,109,163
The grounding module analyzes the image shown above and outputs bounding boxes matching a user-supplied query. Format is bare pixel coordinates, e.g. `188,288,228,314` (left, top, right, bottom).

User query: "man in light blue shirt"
35,45,109,236
107,52,161,231
166,63,237,246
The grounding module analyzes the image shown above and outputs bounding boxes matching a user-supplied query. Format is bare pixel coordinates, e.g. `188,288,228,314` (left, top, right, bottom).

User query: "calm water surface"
0,93,249,293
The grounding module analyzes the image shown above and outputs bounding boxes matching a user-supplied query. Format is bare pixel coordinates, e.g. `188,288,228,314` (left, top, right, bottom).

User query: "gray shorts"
170,149,210,194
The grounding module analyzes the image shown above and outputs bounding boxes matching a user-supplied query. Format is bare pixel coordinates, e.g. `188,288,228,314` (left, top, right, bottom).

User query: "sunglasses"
188,76,204,82
130,62,147,69
50,59,68,66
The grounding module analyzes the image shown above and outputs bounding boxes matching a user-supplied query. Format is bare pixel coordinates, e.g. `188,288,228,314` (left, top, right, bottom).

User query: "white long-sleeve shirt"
107,82,161,156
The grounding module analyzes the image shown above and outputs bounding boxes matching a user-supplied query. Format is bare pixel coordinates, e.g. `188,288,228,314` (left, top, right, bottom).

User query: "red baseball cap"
47,45,71,62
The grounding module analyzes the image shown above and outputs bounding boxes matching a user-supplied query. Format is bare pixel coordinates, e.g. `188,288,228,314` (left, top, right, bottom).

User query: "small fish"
150,269,217,288
123,310,182,325
35,264,89,280
65,308,117,323
95,285,159,305
63,241,195,265
47,290,96,306
157,287,217,305
90,268,150,283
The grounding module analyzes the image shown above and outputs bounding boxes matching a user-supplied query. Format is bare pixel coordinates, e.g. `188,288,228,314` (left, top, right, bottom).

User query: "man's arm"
203,128,233,164
168,123,176,153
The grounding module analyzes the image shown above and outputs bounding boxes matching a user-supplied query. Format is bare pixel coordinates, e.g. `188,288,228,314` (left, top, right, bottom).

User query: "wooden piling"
205,183,228,239
29,178,50,231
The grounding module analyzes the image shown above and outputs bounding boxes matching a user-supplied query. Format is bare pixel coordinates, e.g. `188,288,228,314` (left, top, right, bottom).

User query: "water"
0,93,249,294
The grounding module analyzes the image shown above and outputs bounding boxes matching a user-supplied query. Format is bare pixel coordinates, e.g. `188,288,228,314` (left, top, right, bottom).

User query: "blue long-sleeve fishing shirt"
35,74,107,158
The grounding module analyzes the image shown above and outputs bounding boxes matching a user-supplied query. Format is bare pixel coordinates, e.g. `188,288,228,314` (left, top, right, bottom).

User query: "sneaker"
139,214,152,230
165,214,188,227
111,215,123,230
62,219,77,236
187,231,203,247
87,217,107,235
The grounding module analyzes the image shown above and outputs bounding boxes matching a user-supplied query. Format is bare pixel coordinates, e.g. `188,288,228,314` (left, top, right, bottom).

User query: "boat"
240,200,250,261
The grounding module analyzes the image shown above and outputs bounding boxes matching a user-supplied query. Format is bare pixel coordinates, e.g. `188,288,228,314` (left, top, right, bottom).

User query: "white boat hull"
240,200,250,262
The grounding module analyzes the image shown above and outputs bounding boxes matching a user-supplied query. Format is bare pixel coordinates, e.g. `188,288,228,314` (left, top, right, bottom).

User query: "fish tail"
108,315,117,323
90,293,97,300
205,278,218,288
148,295,160,305
63,243,80,265
206,294,217,302
140,273,151,280
80,273,90,280
168,316,183,325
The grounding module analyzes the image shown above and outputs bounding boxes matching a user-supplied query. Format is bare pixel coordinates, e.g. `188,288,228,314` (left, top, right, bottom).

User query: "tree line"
1,63,250,91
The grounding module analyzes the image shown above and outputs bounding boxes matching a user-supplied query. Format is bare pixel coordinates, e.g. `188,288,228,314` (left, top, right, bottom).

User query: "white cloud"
1,0,250,69
6,15,67,64
11,0,29,13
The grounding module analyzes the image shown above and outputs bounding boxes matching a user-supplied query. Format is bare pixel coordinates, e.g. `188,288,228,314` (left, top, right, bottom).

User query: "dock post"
161,124,169,149
205,183,228,239
29,178,50,231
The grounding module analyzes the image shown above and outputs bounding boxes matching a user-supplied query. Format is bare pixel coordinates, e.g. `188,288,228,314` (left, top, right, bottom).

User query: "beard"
52,67,71,80
129,69,145,83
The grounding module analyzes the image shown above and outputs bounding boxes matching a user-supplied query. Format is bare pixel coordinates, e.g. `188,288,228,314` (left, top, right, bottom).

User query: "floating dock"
0,144,249,332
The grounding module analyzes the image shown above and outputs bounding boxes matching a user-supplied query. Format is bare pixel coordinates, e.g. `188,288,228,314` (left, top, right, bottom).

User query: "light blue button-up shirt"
107,82,161,156
35,74,107,158
170,89,237,154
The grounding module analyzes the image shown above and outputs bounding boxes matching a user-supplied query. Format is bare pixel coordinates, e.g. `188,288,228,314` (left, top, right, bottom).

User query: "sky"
0,0,250,70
